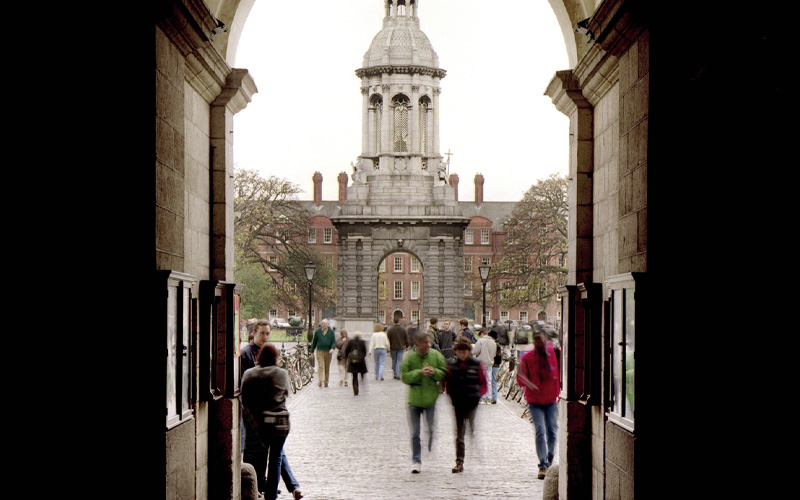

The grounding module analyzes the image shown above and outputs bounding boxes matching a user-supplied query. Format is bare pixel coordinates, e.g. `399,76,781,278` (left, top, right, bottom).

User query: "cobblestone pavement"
277,348,556,500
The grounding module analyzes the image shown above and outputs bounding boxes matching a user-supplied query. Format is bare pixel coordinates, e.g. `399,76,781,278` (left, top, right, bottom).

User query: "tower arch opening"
377,250,424,326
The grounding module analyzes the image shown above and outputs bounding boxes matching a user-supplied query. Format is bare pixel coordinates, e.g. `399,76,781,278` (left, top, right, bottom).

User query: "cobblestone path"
278,349,556,500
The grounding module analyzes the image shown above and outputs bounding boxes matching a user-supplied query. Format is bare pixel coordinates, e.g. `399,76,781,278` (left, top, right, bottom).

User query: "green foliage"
234,247,276,320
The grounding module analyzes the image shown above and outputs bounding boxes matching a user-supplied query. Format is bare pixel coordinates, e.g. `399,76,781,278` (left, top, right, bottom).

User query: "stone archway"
332,221,469,335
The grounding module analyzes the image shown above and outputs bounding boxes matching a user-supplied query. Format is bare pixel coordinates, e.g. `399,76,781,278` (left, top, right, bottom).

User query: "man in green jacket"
310,319,336,387
401,331,448,473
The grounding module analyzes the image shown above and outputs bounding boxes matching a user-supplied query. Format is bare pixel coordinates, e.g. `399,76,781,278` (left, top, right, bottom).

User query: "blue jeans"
373,348,387,379
408,404,436,464
491,366,498,402
390,350,405,378
480,365,492,402
245,434,287,500
280,451,300,493
528,402,558,468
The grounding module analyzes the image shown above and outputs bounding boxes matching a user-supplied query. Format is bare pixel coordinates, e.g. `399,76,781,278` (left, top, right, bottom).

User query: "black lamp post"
304,261,316,342
478,264,490,329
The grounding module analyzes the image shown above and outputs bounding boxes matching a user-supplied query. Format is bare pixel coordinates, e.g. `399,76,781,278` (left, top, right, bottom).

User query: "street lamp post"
304,261,316,343
478,264,490,330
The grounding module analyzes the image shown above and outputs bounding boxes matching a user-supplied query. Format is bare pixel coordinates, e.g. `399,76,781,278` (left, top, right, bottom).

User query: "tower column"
381,84,391,166
409,84,419,157
432,86,441,158
361,86,370,156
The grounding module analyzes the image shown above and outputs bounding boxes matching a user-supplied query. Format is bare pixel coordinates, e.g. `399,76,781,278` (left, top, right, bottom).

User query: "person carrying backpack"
343,332,368,396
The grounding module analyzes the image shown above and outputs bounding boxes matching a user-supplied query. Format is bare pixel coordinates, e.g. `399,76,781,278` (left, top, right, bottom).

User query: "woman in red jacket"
516,329,560,480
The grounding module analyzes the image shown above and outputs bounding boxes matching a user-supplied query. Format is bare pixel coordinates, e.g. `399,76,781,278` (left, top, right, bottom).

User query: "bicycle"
279,343,302,394
291,342,314,386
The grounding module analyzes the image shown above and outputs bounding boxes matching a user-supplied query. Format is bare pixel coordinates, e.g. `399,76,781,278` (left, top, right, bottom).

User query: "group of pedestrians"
399,317,561,480
240,314,561,498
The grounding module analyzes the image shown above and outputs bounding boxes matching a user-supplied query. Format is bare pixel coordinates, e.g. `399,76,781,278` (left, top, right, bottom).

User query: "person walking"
443,337,487,473
343,332,368,395
488,329,503,404
386,317,409,379
458,319,477,343
437,319,456,362
310,319,336,387
241,344,292,500
471,327,497,404
369,323,391,381
516,329,561,480
401,331,448,473
425,317,441,351
336,330,349,387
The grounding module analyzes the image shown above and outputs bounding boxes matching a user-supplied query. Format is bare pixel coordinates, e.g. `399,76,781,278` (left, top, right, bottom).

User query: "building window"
394,281,403,300
308,228,316,244
324,227,333,244
519,311,528,322
379,259,386,272
411,281,420,300
411,256,420,273
411,310,420,324
394,255,403,272
464,281,472,296
268,255,277,269
393,95,410,152
288,309,296,318
482,256,491,267
607,273,639,431
325,255,334,268
500,311,509,322
377,310,386,323
481,228,490,245
464,256,472,273
380,280,387,299
269,309,278,318
465,229,474,245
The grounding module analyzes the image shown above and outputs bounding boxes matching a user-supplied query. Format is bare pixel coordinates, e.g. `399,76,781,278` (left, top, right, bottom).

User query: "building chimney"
474,173,484,207
449,173,459,201
338,171,348,203
312,171,323,207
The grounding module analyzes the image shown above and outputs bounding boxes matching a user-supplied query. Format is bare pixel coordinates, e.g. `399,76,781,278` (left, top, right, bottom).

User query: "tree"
493,174,568,311
234,246,276,320
233,168,335,319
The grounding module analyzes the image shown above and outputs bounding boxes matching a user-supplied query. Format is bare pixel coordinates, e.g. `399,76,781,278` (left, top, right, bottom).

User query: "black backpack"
515,328,529,344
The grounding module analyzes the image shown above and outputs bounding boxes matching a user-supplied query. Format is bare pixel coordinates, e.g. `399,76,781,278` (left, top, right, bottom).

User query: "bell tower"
355,0,446,175
332,1,468,335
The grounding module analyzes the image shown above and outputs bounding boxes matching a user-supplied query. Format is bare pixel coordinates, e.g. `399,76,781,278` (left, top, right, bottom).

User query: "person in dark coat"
343,332,368,395
438,323,456,361
443,336,487,473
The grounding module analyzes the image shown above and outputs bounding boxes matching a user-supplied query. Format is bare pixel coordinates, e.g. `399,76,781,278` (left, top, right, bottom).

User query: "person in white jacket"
368,323,392,381
471,328,497,404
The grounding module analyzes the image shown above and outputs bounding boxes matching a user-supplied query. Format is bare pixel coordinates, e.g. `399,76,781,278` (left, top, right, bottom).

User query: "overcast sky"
233,0,570,203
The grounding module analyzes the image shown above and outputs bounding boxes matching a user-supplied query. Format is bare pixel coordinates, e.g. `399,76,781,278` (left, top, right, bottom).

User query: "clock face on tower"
395,157,407,170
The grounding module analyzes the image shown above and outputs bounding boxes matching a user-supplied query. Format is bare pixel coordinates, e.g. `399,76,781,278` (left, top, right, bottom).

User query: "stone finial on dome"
385,1,418,19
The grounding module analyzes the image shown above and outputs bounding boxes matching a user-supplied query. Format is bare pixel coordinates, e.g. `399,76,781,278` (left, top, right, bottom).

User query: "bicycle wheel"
505,379,519,400
289,366,303,393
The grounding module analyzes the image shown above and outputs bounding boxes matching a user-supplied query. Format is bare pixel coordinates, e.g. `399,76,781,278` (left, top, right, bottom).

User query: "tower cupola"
354,0,446,174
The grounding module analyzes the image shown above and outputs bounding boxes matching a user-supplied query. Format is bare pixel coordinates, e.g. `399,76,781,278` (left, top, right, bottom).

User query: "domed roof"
362,16,440,69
